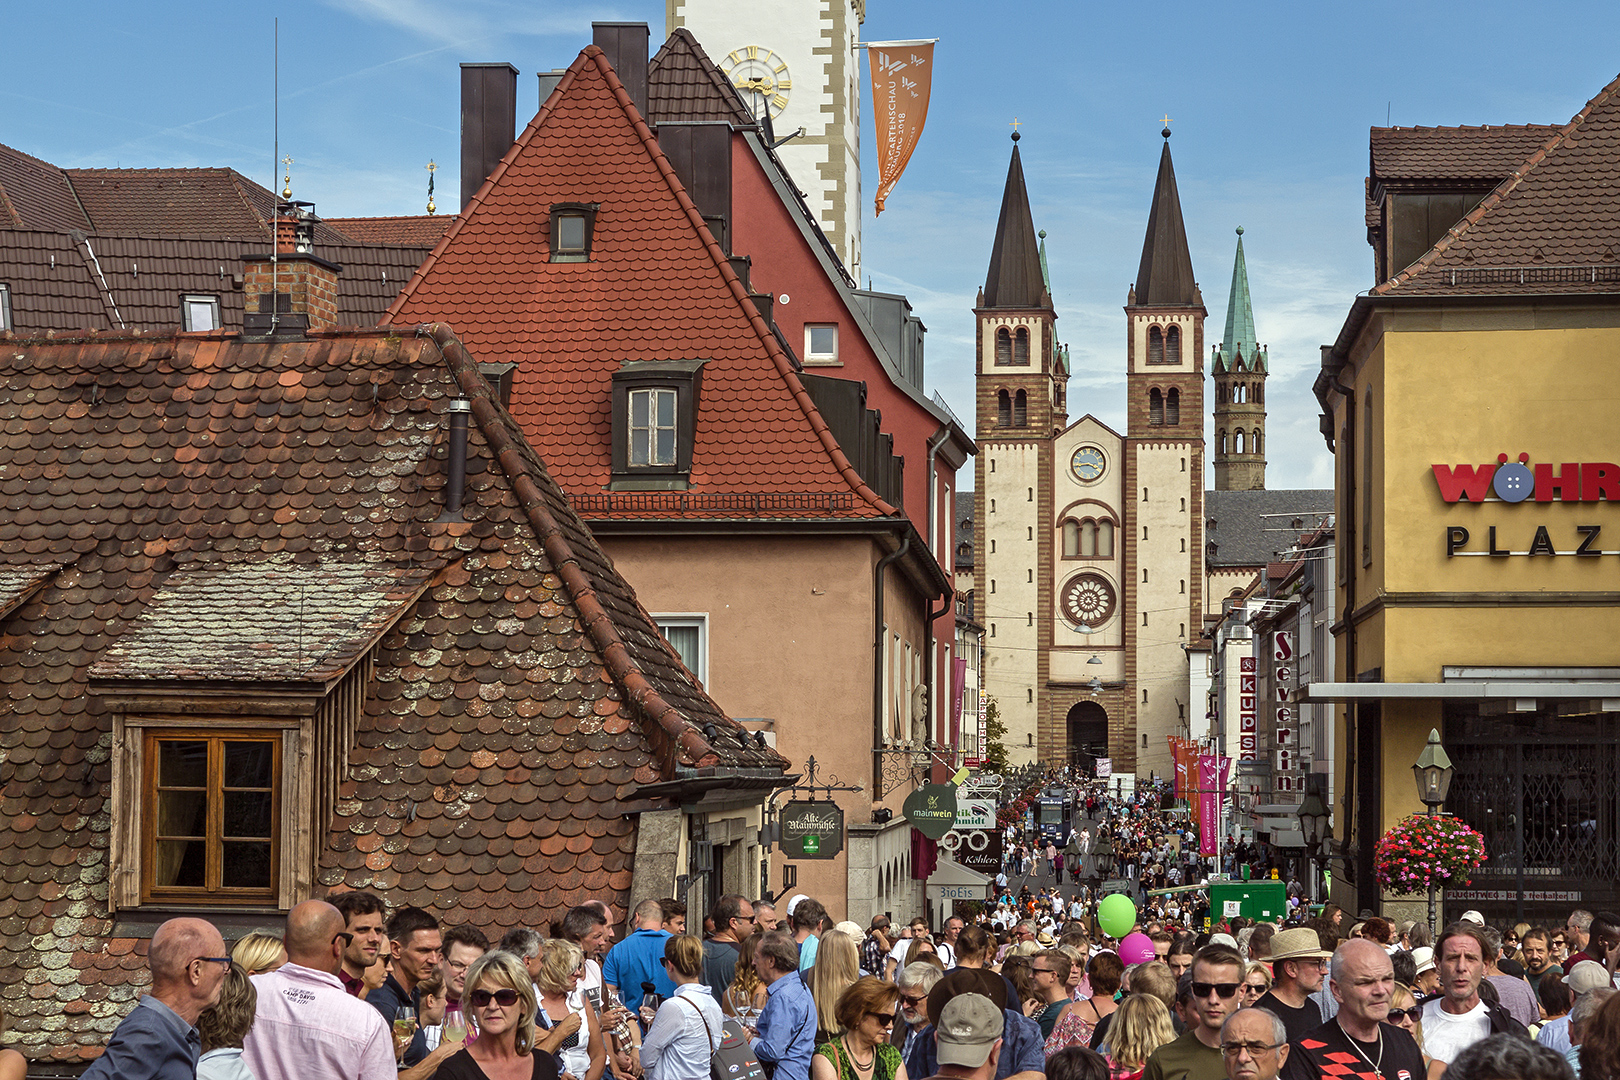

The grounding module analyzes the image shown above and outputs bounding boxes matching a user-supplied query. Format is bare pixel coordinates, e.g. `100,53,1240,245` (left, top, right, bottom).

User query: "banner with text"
867,40,936,215
1197,754,1229,856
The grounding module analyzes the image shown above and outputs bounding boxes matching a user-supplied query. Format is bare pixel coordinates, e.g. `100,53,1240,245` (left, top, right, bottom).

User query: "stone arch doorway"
1067,701,1110,774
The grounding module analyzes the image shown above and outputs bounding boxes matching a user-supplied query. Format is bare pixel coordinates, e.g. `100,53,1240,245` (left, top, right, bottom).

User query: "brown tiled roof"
0,141,92,231
386,46,897,519
326,215,454,247
58,166,353,247
0,323,782,1064
1364,124,1561,229
0,229,111,329
648,29,758,126
1375,76,1620,296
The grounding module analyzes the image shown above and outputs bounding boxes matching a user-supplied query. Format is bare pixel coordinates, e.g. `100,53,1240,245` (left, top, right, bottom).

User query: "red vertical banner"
1198,755,1228,856
867,40,936,215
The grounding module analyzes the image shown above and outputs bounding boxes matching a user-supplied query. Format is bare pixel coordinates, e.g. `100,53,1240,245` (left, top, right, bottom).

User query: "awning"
1296,681,1620,709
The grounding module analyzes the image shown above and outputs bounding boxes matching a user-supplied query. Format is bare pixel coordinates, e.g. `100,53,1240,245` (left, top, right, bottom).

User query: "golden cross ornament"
280,155,294,200
1009,117,1023,132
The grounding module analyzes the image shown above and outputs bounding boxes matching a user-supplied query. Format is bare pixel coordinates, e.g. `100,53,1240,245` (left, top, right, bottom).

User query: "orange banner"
867,40,935,216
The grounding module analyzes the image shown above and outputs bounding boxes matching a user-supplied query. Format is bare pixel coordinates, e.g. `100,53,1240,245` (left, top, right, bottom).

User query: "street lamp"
1412,728,1455,936
1296,791,1329,903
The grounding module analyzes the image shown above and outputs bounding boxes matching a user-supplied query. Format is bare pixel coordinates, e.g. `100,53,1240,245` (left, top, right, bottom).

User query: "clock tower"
667,0,865,280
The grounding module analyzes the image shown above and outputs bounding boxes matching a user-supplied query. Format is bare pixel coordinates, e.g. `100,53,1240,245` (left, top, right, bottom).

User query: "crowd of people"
46,872,1620,1080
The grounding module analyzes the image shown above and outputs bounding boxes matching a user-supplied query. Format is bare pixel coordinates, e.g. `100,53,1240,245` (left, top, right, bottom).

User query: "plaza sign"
1434,455,1620,558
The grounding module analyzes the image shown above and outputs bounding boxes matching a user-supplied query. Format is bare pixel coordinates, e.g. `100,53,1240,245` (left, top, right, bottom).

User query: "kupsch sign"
1434,453,1620,557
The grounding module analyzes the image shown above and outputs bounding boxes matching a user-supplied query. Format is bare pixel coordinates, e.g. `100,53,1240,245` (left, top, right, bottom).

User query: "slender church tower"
1122,128,1206,775
1211,227,1268,491
974,133,1063,764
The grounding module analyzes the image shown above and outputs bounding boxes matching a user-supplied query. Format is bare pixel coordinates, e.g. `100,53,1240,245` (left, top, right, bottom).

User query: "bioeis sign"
1434,454,1620,557
780,801,845,860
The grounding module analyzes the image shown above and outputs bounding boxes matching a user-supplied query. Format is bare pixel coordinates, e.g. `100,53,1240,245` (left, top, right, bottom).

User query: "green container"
1207,880,1287,926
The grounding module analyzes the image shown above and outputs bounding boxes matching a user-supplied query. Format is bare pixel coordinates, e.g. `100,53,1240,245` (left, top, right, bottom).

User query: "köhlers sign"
780,801,845,860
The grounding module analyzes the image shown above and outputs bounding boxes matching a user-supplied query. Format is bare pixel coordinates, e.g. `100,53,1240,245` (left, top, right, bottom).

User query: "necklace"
1337,1018,1383,1076
841,1036,875,1071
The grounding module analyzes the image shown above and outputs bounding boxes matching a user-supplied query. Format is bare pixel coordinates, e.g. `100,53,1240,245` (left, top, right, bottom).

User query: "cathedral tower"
1211,227,1268,491
975,133,1063,764
1122,130,1206,776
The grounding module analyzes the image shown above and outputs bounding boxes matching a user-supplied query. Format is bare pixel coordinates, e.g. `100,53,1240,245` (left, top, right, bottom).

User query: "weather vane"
281,155,294,200
426,160,438,215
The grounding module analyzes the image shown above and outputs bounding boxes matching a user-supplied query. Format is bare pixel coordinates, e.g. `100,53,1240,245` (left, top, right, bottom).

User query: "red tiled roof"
386,46,895,518
1376,76,1620,296
0,141,92,231
648,29,758,126
327,214,454,246
0,323,781,1064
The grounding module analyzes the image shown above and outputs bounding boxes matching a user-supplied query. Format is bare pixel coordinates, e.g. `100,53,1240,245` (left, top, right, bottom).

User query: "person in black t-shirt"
1282,940,1425,1080
1256,929,1333,1044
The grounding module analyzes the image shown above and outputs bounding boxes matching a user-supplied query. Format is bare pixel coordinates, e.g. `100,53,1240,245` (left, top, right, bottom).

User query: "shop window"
549,203,599,262
145,732,280,903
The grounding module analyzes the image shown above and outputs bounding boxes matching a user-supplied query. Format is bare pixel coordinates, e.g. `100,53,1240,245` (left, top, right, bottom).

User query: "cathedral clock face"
1070,445,1106,483
1061,573,1117,628
721,46,792,119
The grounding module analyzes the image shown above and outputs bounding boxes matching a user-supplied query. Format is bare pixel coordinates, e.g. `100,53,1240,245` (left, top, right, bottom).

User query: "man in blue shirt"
83,916,229,1080
905,967,1046,1080
604,898,676,1013
748,930,817,1080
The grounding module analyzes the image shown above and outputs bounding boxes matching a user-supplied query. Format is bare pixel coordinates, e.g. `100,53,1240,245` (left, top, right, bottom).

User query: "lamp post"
1296,791,1329,903
1412,728,1456,937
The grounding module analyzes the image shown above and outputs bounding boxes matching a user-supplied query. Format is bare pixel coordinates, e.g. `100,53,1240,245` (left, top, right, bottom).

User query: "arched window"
1063,520,1080,557
1253,428,1263,455
1166,325,1181,364
1218,429,1228,455
1147,325,1164,364
1013,389,1028,427
1080,521,1097,557
1216,382,1226,404
997,389,1011,426
1097,520,1114,557
1255,381,1264,404
1014,327,1030,364
995,327,1011,365
1235,430,1246,453
1167,387,1180,425
1149,387,1164,425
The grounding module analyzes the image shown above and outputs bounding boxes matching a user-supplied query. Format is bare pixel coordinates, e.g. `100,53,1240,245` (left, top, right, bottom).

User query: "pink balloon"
1119,932,1156,965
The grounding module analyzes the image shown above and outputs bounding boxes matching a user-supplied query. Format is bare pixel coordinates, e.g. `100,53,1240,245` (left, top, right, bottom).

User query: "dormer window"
0,283,12,331
183,294,221,332
611,359,704,490
549,202,599,262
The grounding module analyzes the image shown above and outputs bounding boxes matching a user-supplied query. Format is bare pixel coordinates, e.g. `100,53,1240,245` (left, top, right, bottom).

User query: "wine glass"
394,1006,417,1041
442,1003,468,1045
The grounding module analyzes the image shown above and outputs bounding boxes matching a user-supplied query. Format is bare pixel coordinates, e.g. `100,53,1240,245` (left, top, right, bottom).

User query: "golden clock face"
1061,573,1117,628
721,45,792,119
1071,445,1105,483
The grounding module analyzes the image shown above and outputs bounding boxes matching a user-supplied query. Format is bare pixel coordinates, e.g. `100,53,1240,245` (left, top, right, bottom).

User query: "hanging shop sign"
903,783,958,839
780,801,845,860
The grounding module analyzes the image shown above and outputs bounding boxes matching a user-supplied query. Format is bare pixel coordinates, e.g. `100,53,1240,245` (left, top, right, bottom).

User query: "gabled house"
0,247,782,1067
386,37,949,923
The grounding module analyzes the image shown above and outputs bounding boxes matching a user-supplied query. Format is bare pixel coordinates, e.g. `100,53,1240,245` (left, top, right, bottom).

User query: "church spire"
982,134,1048,309
1221,227,1258,362
1132,132,1197,307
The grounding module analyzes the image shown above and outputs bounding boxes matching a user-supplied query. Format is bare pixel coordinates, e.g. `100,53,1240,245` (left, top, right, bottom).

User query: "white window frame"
0,283,12,331
803,323,839,365
653,613,708,685
629,387,678,467
182,294,221,332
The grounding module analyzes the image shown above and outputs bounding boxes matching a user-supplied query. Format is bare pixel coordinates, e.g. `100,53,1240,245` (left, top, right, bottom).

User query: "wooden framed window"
994,327,1012,365
143,731,281,903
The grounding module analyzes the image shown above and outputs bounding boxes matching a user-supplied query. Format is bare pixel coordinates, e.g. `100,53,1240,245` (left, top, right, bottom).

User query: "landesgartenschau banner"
1197,754,1230,857
866,39,937,215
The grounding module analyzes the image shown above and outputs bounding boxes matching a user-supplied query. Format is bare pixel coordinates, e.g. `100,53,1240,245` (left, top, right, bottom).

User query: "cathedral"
972,129,1274,778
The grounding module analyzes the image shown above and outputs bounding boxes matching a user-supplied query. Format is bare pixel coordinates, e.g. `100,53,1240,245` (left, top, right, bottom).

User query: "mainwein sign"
780,801,845,859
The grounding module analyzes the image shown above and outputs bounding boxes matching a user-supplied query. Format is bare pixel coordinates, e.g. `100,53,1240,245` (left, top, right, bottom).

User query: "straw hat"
1268,927,1333,962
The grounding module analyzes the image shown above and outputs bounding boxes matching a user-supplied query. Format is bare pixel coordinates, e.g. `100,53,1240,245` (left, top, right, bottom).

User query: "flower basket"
1374,813,1487,895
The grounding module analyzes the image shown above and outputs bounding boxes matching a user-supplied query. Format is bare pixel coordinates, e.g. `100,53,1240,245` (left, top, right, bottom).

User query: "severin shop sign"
1434,454,1620,557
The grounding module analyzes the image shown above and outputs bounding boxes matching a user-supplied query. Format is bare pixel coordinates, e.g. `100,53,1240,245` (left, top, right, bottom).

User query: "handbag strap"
676,994,718,1055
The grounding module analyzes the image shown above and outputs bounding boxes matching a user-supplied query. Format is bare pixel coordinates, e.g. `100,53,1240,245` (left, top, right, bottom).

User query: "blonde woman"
197,962,258,1080
808,930,862,1044
724,931,768,1021
535,940,605,1080
1389,982,1426,1066
1103,993,1175,1080
432,951,558,1080
640,937,722,1080
230,932,287,977
1239,961,1272,1008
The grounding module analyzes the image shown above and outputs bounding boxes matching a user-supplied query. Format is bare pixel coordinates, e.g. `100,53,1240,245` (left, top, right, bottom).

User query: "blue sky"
10,2,1620,490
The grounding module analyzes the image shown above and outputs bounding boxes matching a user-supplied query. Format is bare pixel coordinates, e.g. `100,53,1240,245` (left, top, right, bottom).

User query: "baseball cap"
1460,910,1486,925
926,967,1009,1026
1410,947,1436,976
1568,960,1612,996
935,993,1004,1068
785,894,807,916
833,921,863,940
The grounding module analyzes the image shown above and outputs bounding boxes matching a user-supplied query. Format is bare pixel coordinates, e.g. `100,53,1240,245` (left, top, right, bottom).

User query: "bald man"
1282,939,1425,1080
82,917,228,1080
243,900,400,1080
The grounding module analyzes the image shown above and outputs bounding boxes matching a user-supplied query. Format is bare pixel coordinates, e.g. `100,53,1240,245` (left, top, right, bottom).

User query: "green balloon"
1097,893,1137,939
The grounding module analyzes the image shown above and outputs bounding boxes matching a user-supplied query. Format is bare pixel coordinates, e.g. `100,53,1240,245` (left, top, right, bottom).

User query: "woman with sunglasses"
1552,933,1571,966
640,936,723,1080
810,977,907,1080
1238,962,1272,1009
432,951,558,1080
1387,983,1428,1070
535,940,605,1080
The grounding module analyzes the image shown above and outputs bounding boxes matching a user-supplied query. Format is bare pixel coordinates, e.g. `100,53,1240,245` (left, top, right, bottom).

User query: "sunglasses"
900,993,928,1006
1390,1007,1422,1024
469,988,521,1008
868,1013,895,1027
1192,982,1241,999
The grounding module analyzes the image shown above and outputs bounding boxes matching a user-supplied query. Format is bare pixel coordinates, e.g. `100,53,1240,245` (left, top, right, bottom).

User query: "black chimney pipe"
440,398,471,520
461,63,519,212
592,23,649,118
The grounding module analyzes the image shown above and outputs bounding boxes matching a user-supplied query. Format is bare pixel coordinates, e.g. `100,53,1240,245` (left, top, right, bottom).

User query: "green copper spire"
1038,229,1052,295
1221,226,1258,369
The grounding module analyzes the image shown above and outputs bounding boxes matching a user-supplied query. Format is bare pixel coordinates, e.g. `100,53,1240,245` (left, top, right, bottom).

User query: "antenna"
271,17,280,335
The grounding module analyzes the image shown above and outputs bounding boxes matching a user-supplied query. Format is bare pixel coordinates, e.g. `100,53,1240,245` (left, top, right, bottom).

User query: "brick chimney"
242,201,341,338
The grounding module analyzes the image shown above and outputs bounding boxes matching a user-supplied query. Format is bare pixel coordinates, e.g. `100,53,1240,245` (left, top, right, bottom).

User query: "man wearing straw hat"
1256,928,1333,1043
